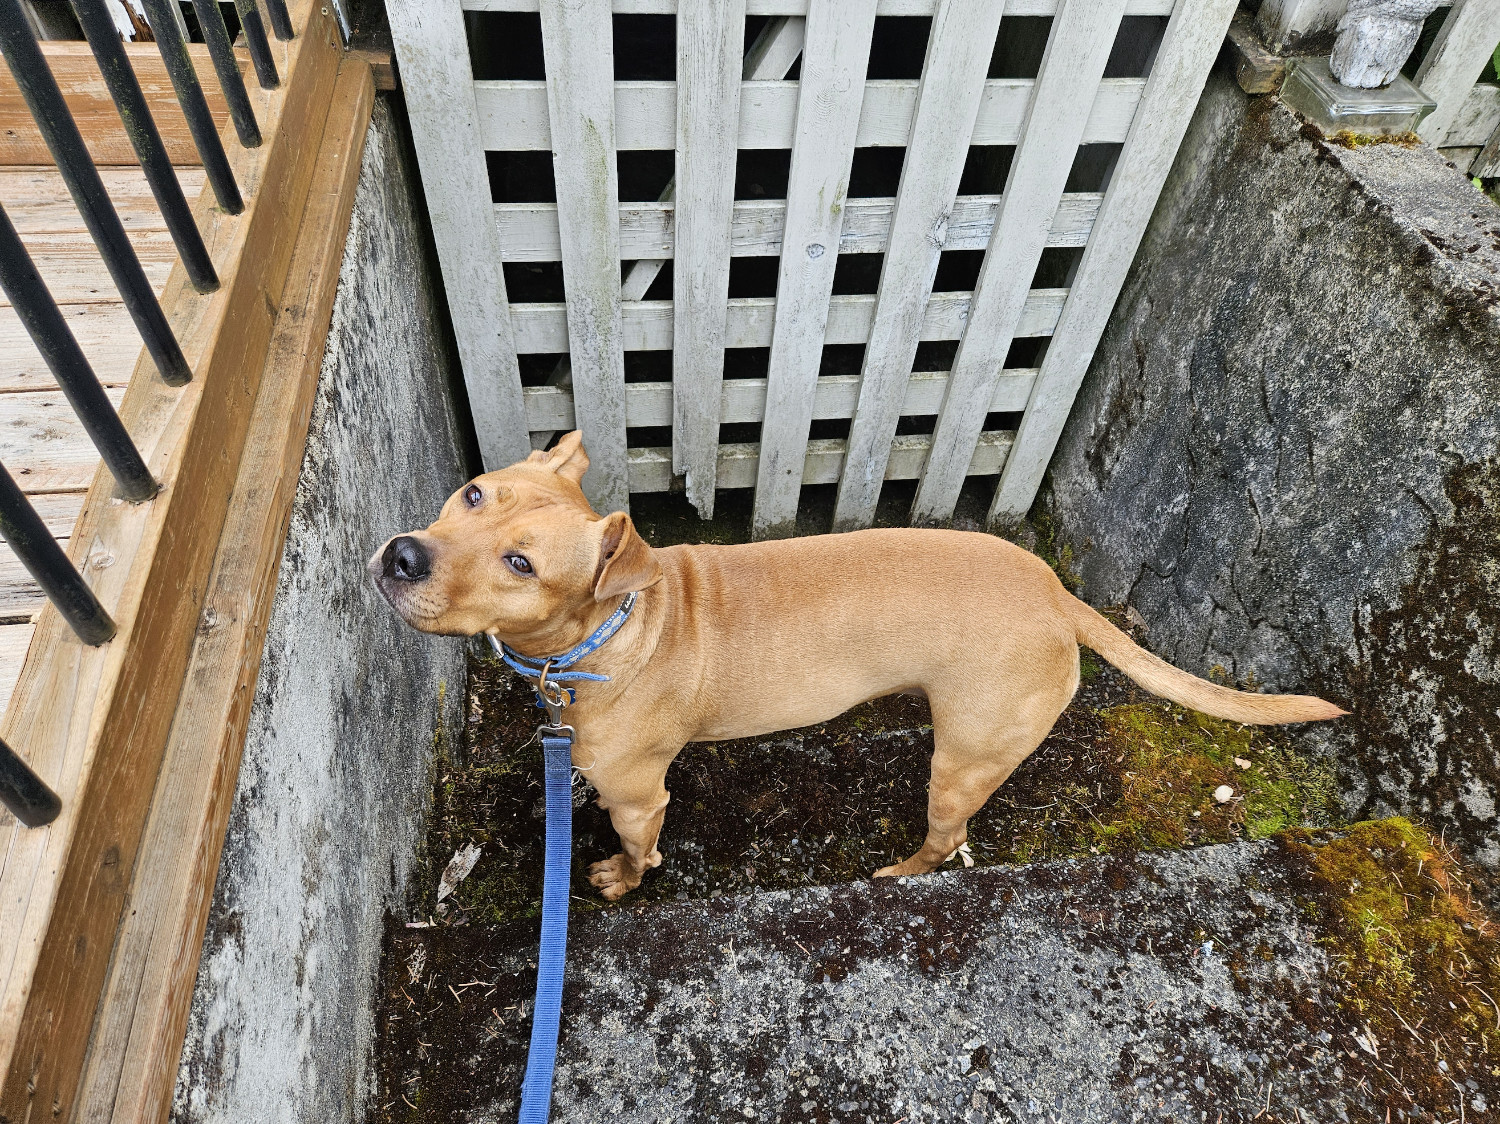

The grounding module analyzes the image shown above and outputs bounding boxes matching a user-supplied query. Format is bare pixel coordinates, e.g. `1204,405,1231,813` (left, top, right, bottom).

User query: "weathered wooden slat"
73,60,375,1124
0,492,84,627
990,0,1240,523
496,192,1103,262
0,303,139,393
0,43,230,165
831,0,1007,533
0,492,82,540
671,0,744,517
0,167,207,233
387,0,531,470
0,7,344,1119
1436,81,1500,148
510,288,1068,353
1415,0,1500,146
0,229,176,308
539,0,630,513
464,0,1175,15
912,0,1126,527
0,388,124,493
629,429,1013,493
524,368,1039,430
749,0,876,538
620,15,804,304
0,624,33,720
474,76,1147,151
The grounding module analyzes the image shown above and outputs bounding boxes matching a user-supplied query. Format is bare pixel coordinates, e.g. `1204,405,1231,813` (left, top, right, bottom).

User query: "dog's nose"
383,536,431,583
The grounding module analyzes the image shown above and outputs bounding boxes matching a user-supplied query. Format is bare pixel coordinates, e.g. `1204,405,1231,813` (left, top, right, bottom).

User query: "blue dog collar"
485,590,639,685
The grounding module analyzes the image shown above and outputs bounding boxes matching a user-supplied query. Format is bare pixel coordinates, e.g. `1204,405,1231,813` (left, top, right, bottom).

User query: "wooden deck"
0,165,205,718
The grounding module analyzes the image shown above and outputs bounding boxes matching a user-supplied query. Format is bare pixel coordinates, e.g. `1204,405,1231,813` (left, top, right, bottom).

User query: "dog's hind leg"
874,673,1074,880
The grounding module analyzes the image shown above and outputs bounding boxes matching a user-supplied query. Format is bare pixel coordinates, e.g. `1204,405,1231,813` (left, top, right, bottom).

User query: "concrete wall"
1041,68,1500,875
170,99,469,1124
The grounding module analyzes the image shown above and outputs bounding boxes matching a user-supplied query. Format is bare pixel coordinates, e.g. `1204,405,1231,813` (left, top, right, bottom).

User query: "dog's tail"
1064,597,1346,725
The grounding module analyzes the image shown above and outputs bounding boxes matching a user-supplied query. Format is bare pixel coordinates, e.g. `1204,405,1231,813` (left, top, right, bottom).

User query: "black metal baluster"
0,736,61,828
0,463,116,646
236,0,280,89
69,0,221,293
0,206,157,501
189,0,261,148
138,0,244,215
264,0,293,41
0,0,194,385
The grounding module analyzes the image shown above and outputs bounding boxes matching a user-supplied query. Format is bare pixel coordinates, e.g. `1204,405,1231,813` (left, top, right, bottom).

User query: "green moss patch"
1283,818,1500,1092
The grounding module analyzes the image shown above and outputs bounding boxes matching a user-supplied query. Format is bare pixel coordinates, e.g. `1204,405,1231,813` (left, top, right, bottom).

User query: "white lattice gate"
388,0,1235,535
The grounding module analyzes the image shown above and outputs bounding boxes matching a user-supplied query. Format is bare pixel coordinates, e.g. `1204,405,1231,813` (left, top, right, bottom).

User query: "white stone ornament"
1329,0,1444,89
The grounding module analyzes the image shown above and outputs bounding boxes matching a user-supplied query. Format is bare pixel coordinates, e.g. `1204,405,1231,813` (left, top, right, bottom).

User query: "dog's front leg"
584,750,675,901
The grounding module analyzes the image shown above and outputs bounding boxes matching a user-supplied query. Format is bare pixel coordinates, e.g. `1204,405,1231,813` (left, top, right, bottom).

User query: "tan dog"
370,432,1344,900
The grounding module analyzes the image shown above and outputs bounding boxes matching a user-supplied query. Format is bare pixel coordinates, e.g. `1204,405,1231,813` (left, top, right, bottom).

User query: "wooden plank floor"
0,165,203,718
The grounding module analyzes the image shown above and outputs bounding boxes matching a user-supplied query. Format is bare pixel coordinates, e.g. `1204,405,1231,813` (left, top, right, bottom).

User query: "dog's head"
367,431,662,641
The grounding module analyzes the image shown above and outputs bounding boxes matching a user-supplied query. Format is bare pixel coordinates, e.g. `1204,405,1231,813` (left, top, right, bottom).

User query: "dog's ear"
527,430,590,484
593,511,662,602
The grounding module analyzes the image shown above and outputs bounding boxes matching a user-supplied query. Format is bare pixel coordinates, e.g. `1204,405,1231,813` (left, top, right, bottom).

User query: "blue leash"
485,593,639,1124
519,729,573,1123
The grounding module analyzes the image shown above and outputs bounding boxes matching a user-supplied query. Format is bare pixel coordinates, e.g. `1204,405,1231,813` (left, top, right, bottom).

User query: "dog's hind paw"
588,854,643,901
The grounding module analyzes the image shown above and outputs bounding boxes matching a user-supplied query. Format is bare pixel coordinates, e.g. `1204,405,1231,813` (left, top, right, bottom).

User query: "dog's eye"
463,484,483,507
505,554,534,577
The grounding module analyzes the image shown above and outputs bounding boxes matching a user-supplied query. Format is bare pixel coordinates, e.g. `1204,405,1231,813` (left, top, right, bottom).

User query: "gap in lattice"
1004,336,1049,369
638,259,672,301
624,351,671,384
735,151,791,200
1106,16,1170,79
914,340,959,372
983,410,1025,432
1065,144,1123,194
504,261,565,303
831,254,883,296
729,257,780,300
719,421,761,445
724,348,770,380
626,425,673,450
518,354,567,388
849,148,907,198
957,146,1016,195
466,12,545,80
486,151,555,203
989,16,1051,79
619,151,674,202
933,250,983,293
867,17,932,79
895,414,936,436
819,344,866,379
1031,247,1083,289
613,14,675,80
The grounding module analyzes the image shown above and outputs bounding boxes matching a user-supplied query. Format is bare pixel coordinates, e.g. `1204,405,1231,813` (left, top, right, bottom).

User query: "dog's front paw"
588,854,643,901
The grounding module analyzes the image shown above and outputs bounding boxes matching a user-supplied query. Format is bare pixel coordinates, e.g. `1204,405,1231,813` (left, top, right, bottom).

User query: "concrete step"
380,833,1494,1123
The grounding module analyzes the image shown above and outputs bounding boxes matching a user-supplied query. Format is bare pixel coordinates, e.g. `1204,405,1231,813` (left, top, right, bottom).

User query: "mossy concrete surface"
380,829,1500,1123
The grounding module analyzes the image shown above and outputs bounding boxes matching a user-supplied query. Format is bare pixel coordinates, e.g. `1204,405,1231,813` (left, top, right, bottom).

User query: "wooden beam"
0,5,344,1120
74,58,375,1124
0,42,232,166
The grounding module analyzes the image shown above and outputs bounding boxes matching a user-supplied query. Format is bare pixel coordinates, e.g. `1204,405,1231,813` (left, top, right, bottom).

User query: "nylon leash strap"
517,726,573,1123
